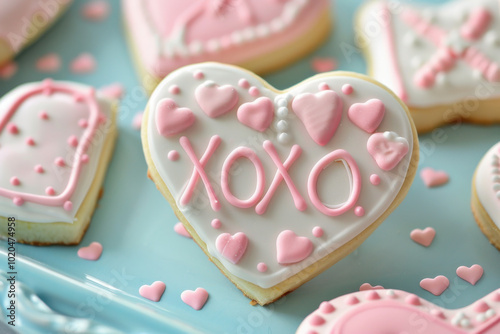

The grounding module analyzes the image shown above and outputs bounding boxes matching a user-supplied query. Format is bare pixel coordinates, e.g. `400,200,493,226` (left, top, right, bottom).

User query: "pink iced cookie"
358,0,500,132
0,0,72,66
296,289,500,333
122,0,331,92
0,79,117,245
142,63,417,305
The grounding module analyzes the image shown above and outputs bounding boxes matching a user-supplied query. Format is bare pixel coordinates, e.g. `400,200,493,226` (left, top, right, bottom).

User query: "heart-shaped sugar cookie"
142,63,418,305
296,289,500,334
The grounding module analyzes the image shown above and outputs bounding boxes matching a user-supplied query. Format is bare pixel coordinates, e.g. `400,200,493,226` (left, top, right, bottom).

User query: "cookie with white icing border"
122,0,331,93
0,80,118,245
296,289,500,333
357,0,500,133
142,62,418,305
472,142,500,251
0,0,72,66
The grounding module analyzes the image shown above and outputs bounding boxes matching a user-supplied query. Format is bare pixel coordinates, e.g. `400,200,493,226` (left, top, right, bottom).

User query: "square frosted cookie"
122,0,331,93
0,0,72,66
142,63,418,305
357,0,500,132
0,80,118,245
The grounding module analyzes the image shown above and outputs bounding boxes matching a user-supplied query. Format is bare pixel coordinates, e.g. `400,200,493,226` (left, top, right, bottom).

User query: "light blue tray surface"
1,0,500,333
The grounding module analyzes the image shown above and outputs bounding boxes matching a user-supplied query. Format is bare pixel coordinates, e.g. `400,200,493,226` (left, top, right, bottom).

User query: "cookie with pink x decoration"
358,0,500,132
0,0,72,66
142,62,418,305
122,0,331,93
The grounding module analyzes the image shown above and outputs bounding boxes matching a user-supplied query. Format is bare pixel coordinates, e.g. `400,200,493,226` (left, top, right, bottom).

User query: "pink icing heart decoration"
181,288,209,310
348,99,386,133
276,230,313,265
420,275,450,296
139,281,166,302
291,90,343,146
216,232,248,264
359,283,384,291
77,242,103,261
237,97,274,132
410,227,436,247
195,82,239,118
457,264,484,285
367,131,409,171
420,167,449,187
174,222,192,238
155,98,195,137
296,289,500,334
143,63,417,305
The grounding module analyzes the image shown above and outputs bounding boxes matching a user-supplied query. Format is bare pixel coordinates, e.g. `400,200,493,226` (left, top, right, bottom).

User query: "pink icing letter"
221,147,265,208
307,150,361,216
256,141,306,214
179,135,221,211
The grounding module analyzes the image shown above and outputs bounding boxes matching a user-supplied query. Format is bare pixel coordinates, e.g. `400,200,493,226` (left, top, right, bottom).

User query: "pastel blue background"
1,0,500,333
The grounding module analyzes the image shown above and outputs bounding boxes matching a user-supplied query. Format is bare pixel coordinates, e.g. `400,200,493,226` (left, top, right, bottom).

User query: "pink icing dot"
45,187,56,195
366,291,380,300
431,309,445,319
211,219,221,229
98,114,107,124
319,302,335,314
168,150,180,161
312,226,324,237
257,262,268,272
169,85,180,95
405,295,421,306
79,119,89,128
354,206,365,217
473,301,489,313
309,315,325,326
68,135,79,147
34,165,44,173
318,82,330,91
7,123,18,134
249,86,260,97
25,137,35,146
64,201,73,211
193,70,204,79
13,197,23,206
492,292,500,302
342,84,354,95
370,174,381,186
39,110,49,120
346,296,359,305
81,154,90,163
55,157,65,167
10,177,20,186
238,79,250,89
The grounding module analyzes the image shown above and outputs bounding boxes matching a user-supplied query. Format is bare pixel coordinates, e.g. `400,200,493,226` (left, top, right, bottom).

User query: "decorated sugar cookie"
357,0,500,132
122,0,331,93
0,80,118,245
472,142,500,250
0,0,72,66
296,289,500,333
142,63,418,305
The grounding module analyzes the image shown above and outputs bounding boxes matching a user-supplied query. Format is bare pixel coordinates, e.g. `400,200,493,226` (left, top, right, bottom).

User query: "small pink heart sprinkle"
420,167,449,187
456,264,484,285
0,61,17,79
132,112,143,130
36,53,61,72
359,283,384,291
99,83,124,99
82,0,110,21
181,288,209,310
70,53,96,74
410,227,436,247
174,222,192,238
77,242,103,261
420,275,449,296
311,57,337,73
139,281,166,302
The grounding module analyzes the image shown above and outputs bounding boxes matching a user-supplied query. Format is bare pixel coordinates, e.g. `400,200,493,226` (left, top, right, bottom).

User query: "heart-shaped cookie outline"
142,63,419,305
296,289,500,334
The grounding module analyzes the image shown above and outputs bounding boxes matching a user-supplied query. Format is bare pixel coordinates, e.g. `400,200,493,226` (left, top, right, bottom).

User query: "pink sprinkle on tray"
311,57,337,73
0,61,18,80
36,53,61,72
82,0,110,21
420,167,449,188
70,53,96,74
99,83,124,99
